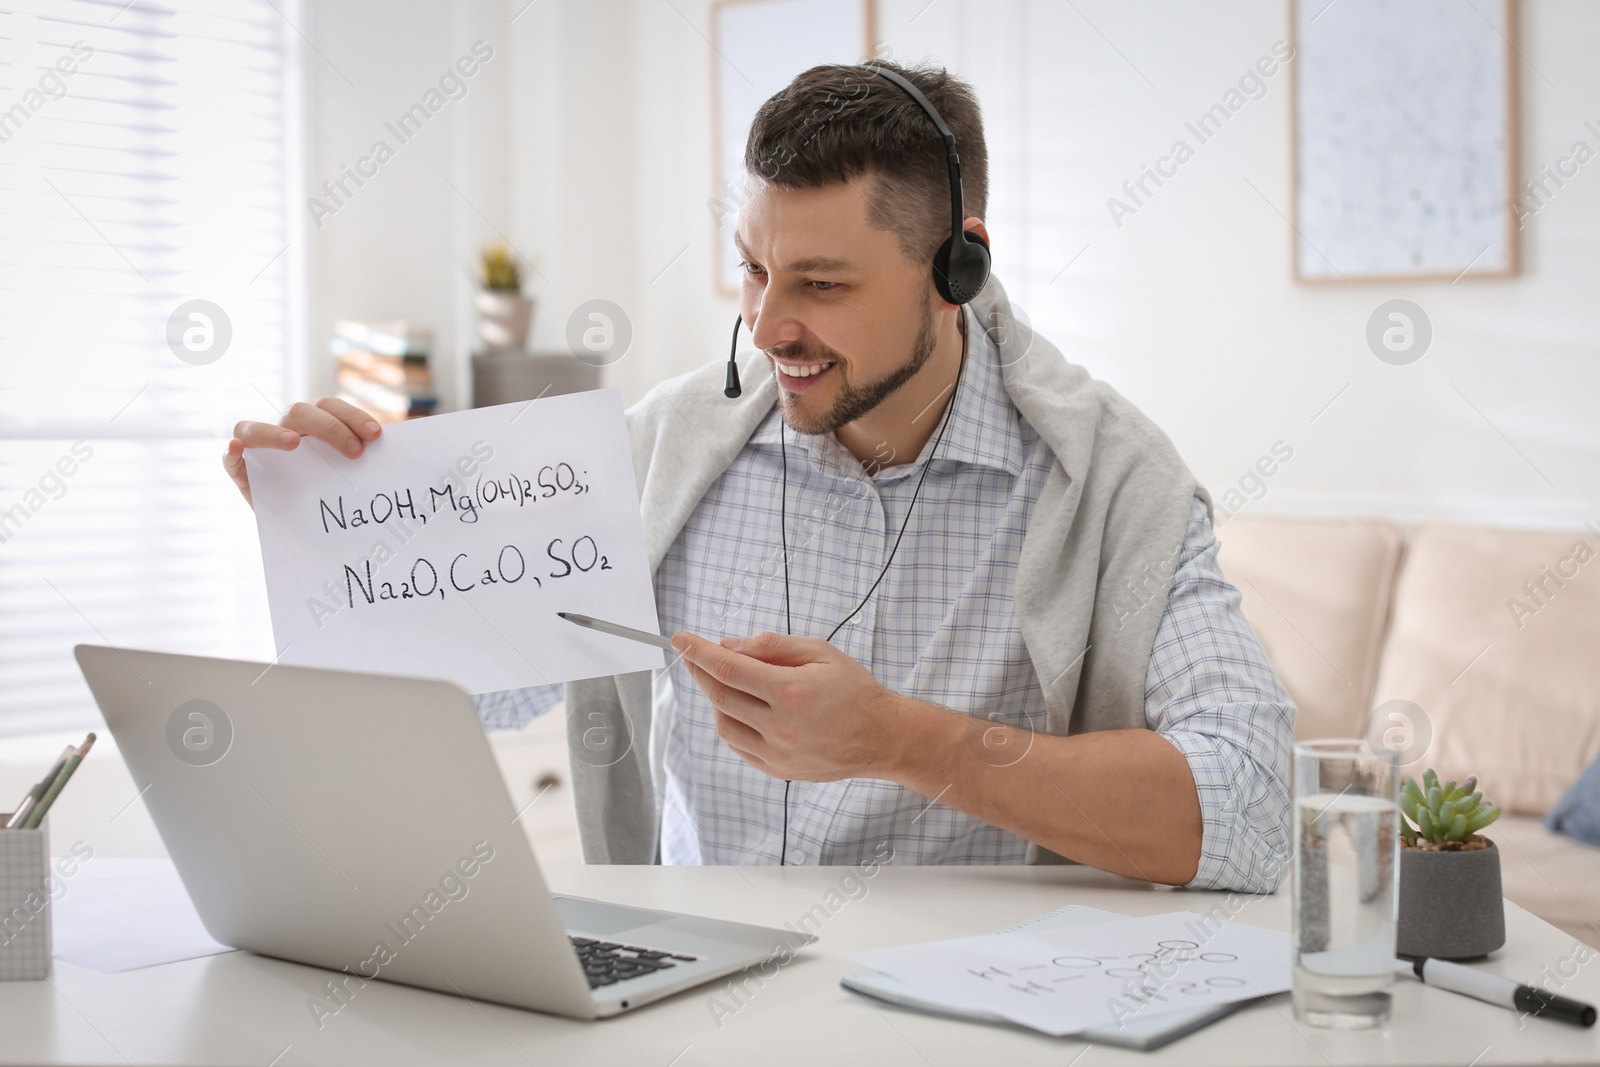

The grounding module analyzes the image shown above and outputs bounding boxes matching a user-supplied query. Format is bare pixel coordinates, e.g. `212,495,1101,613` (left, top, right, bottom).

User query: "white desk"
3,862,1597,1065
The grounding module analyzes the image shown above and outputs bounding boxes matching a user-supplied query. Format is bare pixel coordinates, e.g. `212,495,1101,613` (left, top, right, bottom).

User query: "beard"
770,298,943,436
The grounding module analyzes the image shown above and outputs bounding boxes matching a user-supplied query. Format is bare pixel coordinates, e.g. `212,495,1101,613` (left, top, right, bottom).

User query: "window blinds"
0,0,299,736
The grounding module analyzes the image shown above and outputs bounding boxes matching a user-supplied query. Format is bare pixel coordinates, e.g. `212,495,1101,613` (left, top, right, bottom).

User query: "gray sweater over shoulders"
565,274,1210,866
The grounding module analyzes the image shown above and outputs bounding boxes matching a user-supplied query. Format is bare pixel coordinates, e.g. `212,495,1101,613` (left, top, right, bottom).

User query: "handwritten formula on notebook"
244,389,663,694
846,910,1290,1037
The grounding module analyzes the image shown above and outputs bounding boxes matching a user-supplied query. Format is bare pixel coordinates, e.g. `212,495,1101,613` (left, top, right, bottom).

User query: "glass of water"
1291,738,1400,1029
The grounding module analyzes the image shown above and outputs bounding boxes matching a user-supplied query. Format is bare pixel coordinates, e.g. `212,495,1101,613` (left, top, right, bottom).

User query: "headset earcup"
933,229,991,305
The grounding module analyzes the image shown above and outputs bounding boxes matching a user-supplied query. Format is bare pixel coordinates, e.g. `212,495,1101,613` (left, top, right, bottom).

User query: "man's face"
734,177,939,436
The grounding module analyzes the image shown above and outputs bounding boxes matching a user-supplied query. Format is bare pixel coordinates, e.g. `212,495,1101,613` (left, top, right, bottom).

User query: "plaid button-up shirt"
479,308,1295,892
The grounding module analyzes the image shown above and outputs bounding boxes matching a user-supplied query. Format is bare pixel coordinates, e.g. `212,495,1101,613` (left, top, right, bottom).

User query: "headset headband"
855,63,965,245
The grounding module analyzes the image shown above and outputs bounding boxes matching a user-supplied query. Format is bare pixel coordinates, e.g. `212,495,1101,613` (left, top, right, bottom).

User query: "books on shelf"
332,319,433,358
331,319,437,423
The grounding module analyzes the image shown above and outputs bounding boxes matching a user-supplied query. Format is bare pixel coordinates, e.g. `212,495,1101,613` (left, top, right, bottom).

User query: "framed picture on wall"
710,0,878,296
1290,0,1520,282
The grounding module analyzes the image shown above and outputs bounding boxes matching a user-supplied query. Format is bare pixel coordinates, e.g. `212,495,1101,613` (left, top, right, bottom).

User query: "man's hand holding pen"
670,630,913,783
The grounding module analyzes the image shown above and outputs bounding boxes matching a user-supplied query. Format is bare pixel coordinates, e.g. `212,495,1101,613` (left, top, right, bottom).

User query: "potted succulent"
1396,768,1505,961
474,242,535,353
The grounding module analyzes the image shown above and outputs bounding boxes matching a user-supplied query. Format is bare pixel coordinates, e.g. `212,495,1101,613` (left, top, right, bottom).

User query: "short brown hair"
743,59,987,269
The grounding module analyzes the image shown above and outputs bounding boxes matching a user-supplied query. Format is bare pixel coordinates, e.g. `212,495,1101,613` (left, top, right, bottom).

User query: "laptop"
74,644,814,1019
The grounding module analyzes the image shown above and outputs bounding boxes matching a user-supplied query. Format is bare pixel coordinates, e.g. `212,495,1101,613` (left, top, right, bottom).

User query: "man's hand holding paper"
240,389,664,693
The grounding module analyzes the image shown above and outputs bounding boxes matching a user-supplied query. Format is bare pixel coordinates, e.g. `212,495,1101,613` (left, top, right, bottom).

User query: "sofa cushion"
1215,515,1404,740
1488,813,1600,948
1372,523,1600,815
1546,750,1600,846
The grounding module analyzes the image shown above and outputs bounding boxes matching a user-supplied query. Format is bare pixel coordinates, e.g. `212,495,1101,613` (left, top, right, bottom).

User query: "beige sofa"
1216,515,1600,949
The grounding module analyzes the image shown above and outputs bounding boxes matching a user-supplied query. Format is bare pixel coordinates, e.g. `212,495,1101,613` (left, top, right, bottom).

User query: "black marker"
1413,956,1596,1027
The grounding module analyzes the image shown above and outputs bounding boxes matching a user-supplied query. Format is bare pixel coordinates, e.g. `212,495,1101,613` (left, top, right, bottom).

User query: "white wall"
307,0,1600,528
300,0,514,413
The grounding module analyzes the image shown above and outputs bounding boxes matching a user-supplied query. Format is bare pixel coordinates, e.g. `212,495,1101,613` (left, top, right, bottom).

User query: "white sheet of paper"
244,389,665,694
846,910,1291,1037
52,858,234,973
843,905,1247,1047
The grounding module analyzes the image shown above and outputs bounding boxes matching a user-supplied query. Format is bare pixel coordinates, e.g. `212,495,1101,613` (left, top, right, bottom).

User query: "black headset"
723,63,990,399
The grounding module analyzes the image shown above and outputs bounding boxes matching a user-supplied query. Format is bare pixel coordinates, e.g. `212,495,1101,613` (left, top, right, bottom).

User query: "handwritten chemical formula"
318,461,592,532
848,910,1290,1037
338,533,614,607
245,389,666,693
967,939,1246,1006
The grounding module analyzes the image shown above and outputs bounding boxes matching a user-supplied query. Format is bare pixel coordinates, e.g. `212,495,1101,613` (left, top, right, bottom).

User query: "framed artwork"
1290,0,1519,282
710,0,878,296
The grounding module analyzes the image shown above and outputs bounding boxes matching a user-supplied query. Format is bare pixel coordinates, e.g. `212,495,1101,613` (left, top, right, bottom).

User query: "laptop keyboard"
570,936,698,989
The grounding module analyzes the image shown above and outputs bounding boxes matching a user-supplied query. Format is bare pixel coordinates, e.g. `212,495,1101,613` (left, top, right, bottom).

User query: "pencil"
21,733,95,830
4,744,75,830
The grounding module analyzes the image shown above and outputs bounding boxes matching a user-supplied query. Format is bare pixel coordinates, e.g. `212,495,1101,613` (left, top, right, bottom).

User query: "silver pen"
557,611,675,650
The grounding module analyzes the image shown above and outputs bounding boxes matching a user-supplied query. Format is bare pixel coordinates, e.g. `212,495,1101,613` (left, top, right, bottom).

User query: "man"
226,61,1294,893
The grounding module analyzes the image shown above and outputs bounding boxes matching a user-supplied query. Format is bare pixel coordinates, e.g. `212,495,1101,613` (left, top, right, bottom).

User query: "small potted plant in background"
475,241,534,353
1397,768,1505,961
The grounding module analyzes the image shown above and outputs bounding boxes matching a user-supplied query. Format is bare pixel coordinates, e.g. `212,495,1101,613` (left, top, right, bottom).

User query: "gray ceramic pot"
1396,837,1505,961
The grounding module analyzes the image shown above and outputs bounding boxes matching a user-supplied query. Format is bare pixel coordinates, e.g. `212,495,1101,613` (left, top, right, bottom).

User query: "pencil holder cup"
0,814,50,980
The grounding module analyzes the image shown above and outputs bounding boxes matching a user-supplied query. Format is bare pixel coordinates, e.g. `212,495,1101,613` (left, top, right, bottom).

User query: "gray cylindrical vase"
1396,838,1505,961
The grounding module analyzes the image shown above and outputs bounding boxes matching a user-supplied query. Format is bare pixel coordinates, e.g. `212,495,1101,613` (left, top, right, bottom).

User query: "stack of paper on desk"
843,907,1292,1049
